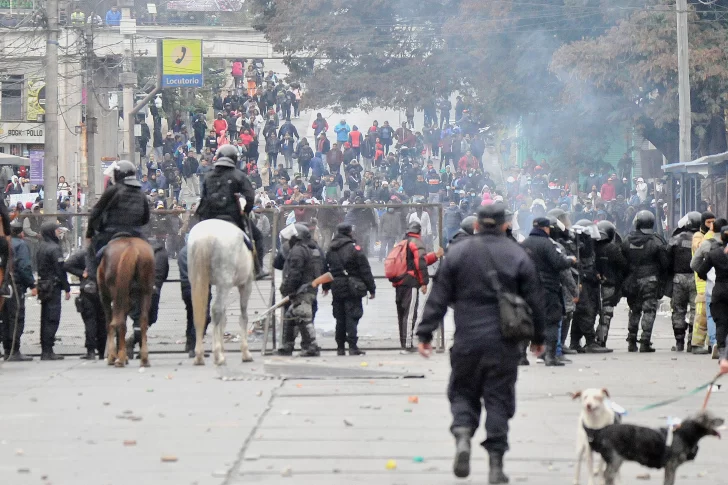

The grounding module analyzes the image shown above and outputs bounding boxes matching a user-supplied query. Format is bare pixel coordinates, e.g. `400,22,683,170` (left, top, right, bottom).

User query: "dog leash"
620,375,723,415
702,372,724,410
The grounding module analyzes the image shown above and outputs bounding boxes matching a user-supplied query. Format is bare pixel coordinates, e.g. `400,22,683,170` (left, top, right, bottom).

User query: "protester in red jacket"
600,177,616,202
393,221,443,349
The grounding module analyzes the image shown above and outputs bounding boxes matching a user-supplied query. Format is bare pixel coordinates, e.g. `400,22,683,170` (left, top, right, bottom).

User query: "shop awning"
0,152,30,166
662,150,728,176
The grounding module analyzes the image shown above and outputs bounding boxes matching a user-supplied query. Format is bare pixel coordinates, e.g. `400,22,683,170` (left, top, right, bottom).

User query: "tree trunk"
640,118,679,164
698,115,727,157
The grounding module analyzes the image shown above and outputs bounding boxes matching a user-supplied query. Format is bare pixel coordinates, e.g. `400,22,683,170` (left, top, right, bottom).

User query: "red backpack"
384,240,409,283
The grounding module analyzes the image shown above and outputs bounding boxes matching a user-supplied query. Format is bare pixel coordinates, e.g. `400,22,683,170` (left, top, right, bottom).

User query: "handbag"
478,240,534,342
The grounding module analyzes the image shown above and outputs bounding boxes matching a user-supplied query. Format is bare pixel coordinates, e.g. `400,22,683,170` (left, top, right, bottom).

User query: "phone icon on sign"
175,47,187,64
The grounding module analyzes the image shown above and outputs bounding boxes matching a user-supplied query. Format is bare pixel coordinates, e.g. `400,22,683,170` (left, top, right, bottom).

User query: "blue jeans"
707,291,717,346
556,320,563,356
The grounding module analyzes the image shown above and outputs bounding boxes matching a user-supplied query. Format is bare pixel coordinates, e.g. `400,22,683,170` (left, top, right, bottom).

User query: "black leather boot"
639,341,656,353
349,346,365,356
452,427,472,478
488,453,509,484
79,350,95,360
544,346,565,367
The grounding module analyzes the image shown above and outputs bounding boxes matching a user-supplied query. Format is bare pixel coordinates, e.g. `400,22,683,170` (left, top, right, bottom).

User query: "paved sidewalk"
1,338,726,485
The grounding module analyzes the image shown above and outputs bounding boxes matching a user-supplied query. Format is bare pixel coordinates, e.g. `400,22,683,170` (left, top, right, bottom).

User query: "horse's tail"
189,238,211,333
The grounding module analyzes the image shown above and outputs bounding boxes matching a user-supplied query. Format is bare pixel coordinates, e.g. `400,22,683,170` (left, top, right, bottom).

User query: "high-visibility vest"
71,12,85,24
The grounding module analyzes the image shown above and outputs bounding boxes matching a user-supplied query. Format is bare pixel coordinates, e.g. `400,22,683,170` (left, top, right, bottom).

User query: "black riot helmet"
214,144,239,168
547,208,571,229
114,160,136,183
633,210,656,234
407,221,422,234
460,215,477,235
597,220,617,243
684,211,702,232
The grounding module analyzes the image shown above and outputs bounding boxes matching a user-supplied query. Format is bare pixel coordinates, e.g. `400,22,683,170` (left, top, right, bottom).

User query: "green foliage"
250,0,728,165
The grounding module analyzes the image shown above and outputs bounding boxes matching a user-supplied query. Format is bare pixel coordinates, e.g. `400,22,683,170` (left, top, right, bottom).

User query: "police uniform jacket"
595,240,628,288
521,228,571,293
86,184,151,238
196,166,255,226
621,232,668,280
280,240,324,297
522,227,571,323
37,226,70,292
668,229,697,274
417,228,546,354
323,233,376,298
11,235,34,292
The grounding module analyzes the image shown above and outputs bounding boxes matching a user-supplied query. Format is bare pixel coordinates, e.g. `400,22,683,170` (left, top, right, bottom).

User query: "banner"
165,0,244,12
26,78,45,122
8,192,38,208
162,39,204,88
29,150,43,185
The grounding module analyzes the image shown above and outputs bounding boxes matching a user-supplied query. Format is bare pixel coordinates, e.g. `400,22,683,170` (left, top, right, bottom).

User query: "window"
1,75,23,121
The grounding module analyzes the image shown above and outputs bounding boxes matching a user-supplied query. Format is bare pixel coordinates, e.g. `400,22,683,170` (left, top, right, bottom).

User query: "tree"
552,1,728,162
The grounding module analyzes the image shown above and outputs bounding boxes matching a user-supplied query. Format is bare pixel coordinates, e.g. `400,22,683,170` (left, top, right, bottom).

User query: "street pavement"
1,312,726,485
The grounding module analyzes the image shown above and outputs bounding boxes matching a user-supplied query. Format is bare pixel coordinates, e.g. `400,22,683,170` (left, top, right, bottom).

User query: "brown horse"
98,237,155,367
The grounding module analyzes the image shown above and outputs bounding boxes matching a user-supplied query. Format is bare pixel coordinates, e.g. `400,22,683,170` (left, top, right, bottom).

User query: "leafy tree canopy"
251,0,728,165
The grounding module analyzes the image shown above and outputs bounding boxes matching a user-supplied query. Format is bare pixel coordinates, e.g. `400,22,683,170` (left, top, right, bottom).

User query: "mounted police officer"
196,144,266,276
85,160,150,284
621,210,668,352
668,211,701,351
278,223,324,357
417,203,546,483
595,220,628,349
323,223,376,356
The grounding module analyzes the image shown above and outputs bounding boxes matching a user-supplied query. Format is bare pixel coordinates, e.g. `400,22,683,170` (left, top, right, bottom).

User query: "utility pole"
85,23,97,205
44,0,59,213
677,0,691,164
119,2,136,163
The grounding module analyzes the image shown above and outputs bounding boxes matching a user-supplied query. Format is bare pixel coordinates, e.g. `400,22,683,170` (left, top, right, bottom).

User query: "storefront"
0,121,44,158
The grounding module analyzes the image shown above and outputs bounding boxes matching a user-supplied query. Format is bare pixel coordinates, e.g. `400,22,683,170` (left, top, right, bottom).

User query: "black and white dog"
587,410,723,485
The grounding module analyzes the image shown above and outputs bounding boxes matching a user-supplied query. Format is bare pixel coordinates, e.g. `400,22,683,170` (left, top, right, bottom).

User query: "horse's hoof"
107,358,116,366
140,361,150,368
114,360,125,368
242,356,254,363
194,357,205,366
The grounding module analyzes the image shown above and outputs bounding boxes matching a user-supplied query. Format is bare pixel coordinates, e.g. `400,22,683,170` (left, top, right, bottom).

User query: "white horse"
187,218,255,366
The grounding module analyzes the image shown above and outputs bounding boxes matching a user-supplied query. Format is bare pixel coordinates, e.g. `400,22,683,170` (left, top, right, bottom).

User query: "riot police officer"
449,215,477,246
595,220,628,348
416,203,546,482
279,224,324,356
1,217,35,361
522,217,575,366
621,210,668,352
85,160,150,284
571,219,610,353
196,144,266,276
64,248,106,360
323,223,376,356
667,211,701,351
37,222,71,360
